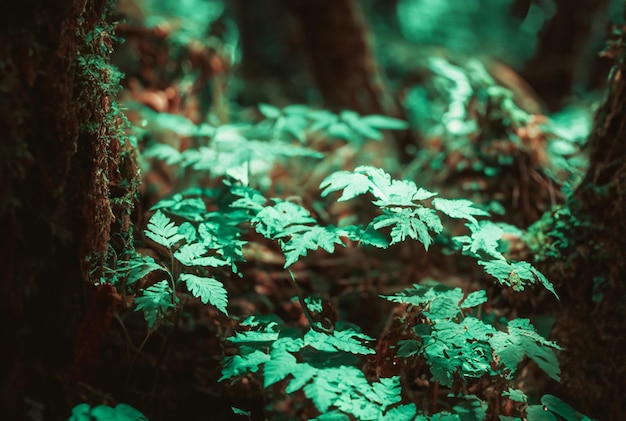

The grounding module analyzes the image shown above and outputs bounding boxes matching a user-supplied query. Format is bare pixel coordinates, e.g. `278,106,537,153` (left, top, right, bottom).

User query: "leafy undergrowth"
69,1,605,420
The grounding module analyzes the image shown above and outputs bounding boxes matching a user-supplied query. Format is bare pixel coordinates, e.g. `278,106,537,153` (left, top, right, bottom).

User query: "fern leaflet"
145,211,185,248
135,280,175,328
179,273,228,314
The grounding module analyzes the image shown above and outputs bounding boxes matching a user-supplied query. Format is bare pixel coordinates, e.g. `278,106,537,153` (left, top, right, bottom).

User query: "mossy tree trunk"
0,0,137,419
541,23,626,420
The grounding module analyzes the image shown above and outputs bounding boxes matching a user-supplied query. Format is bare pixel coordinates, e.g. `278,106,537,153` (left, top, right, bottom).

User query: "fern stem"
432,380,439,414
126,329,153,390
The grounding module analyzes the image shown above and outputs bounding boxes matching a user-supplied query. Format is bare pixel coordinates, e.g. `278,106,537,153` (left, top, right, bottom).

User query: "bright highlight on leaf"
145,211,185,248
135,280,175,328
180,273,228,314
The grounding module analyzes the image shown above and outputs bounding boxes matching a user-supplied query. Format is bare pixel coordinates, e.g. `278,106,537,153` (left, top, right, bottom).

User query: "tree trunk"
541,22,626,419
284,0,395,115
284,0,413,161
0,0,138,418
521,0,611,110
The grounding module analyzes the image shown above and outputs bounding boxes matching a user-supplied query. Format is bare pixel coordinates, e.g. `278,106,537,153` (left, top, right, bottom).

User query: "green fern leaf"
303,328,375,355
231,407,251,417
259,103,281,119
420,317,496,387
372,179,437,207
503,388,527,403
69,403,148,421
490,318,561,381
371,208,433,248
335,394,380,420
152,194,207,221
309,110,338,133
173,243,208,265
285,363,317,393
320,170,372,202
382,403,417,421
397,339,421,357
145,211,185,248
230,186,267,212
264,348,298,387
338,225,390,248
272,336,306,353
433,198,489,225
359,114,409,130
116,254,164,286
479,260,557,297
227,319,281,343
460,290,488,309
174,243,230,268
253,200,316,239
425,289,465,319
281,225,345,267
340,110,384,141
328,122,354,140
143,143,183,165
304,375,341,413
382,283,448,307
540,394,592,421
179,273,228,314
153,111,199,136
135,280,175,328
454,221,505,260
370,376,403,407
220,348,270,381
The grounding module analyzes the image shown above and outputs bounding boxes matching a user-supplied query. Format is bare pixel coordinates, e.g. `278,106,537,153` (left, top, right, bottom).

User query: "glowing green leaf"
360,114,409,130
135,280,175,328
258,103,281,119
220,348,270,381
433,198,489,225
320,170,372,202
264,349,298,387
145,211,185,248
179,273,228,314
281,225,346,267
502,388,527,403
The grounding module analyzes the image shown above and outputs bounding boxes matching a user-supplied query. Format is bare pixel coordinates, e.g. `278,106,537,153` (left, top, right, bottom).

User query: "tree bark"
284,0,396,115
284,0,413,161
521,0,611,111
540,22,626,419
0,0,138,418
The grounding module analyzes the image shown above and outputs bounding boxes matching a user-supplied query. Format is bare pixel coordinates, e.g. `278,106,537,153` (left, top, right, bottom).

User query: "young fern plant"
134,210,231,327
220,314,411,421
218,165,569,419
382,283,561,387
115,192,253,327
320,165,558,297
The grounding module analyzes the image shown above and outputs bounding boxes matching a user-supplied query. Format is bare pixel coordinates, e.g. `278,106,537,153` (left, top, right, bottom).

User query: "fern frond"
490,319,561,381
303,328,375,355
281,225,346,267
220,348,270,381
145,211,185,248
135,280,175,328
433,198,489,225
179,273,228,314
115,253,164,286
252,200,316,239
